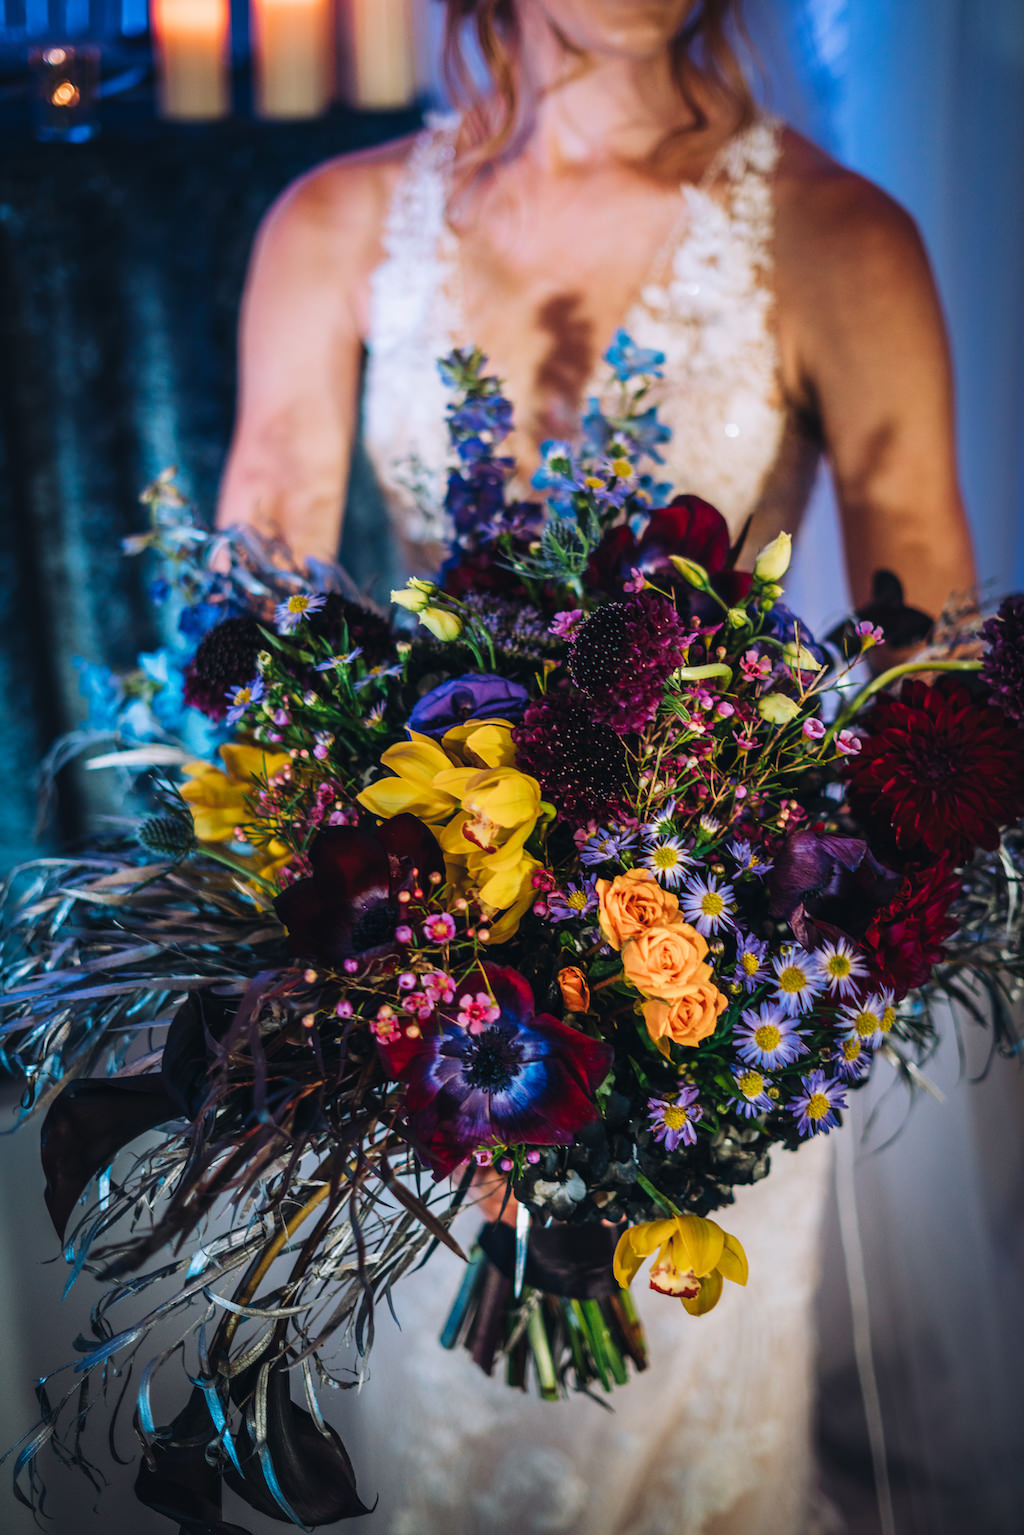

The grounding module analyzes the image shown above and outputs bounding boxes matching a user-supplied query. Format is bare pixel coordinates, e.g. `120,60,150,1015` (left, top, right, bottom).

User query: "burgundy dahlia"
183,616,263,720
568,591,689,732
274,814,444,968
378,964,612,1177
512,693,631,823
861,860,962,999
845,679,1024,865
980,594,1024,729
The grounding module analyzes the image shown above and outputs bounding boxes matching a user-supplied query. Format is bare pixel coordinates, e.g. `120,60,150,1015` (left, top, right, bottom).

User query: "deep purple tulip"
274,815,444,968
408,674,530,739
379,964,613,1177
768,829,899,949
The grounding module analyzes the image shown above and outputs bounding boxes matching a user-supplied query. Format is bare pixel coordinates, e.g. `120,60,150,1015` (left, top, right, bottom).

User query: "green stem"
526,1300,560,1400
635,1170,683,1217
194,843,276,894
826,657,982,743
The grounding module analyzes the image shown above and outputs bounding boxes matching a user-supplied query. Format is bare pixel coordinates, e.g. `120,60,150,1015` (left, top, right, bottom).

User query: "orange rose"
643,982,728,1049
596,869,682,951
557,966,591,1012
621,922,710,1000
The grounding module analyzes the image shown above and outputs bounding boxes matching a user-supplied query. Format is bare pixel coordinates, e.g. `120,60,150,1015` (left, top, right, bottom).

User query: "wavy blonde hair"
442,0,754,175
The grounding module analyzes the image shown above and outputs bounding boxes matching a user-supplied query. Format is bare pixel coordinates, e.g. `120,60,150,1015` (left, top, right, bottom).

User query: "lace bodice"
363,110,821,564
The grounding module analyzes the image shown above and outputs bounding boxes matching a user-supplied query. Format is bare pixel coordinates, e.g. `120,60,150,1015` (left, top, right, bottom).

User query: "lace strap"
703,111,783,277
378,110,460,270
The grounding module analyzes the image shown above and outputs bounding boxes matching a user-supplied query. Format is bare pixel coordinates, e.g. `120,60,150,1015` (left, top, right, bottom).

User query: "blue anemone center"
462,1026,523,1093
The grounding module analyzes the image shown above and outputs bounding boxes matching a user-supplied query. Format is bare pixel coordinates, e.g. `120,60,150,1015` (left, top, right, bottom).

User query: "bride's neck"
509,10,715,173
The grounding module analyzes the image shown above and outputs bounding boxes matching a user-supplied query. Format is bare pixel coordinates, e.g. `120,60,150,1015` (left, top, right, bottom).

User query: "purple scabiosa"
648,1085,702,1150
641,837,691,889
728,1067,775,1119
546,879,599,923
513,696,631,823
568,592,689,733
732,933,769,992
680,872,736,936
771,945,826,1017
789,1070,847,1137
182,616,264,720
734,1003,808,1070
980,594,1024,728
833,1034,873,1083
836,995,885,1048
274,591,326,635
814,938,868,1000
225,675,265,726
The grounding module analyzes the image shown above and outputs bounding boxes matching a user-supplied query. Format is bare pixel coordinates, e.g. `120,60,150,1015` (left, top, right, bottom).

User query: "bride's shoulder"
774,126,931,298
249,133,422,291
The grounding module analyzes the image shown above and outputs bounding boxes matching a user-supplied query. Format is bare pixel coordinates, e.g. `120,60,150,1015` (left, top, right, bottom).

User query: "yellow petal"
189,805,244,843
218,743,289,785
357,777,454,822
669,1214,726,1279
465,769,541,829
379,737,454,786
681,1267,724,1316
613,1219,677,1287
443,719,518,769
474,853,535,912
716,1231,749,1287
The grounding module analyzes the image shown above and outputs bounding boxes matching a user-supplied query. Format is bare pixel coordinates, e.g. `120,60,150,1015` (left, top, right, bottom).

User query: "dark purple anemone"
408,674,530,738
768,829,899,949
274,814,444,969
379,965,612,1177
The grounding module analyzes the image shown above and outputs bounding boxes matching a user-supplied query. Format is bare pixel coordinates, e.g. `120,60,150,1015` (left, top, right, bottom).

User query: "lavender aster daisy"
833,1034,873,1083
647,1085,702,1150
771,945,826,1016
546,879,599,923
577,825,639,866
641,836,691,889
225,675,265,726
729,1067,775,1119
275,592,327,635
732,933,769,992
680,872,736,936
789,1070,847,1137
836,995,885,1048
815,938,868,999
734,1003,808,1070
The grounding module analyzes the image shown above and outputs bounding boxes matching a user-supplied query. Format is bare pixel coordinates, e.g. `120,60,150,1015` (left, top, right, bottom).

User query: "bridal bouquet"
3,336,1023,1530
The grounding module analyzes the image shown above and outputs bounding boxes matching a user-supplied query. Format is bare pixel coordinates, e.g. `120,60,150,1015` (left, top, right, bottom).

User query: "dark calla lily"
379,963,613,1177
408,673,530,738
224,1364,370,1524
274,813,444,969
41,1077,179,1241
825,568,934,657
768,829,899,949
136,1388,253,1535
589,496,752,611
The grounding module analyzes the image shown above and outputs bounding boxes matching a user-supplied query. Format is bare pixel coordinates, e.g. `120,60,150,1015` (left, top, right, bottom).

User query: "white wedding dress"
338,111,837,1535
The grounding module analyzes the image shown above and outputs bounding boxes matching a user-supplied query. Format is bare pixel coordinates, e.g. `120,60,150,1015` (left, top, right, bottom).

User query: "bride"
217,3,974,1531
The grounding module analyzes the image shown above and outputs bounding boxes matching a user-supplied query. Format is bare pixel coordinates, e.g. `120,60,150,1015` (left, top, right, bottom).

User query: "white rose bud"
753,532,792,584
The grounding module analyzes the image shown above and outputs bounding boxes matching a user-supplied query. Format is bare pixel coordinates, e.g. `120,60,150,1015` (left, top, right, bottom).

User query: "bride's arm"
217,155,393,564
776,157,977,621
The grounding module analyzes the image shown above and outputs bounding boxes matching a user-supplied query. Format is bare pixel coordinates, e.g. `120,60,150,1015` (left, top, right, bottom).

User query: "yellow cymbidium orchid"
357,720,543,935
180,744,292,879
613,1213,748,1316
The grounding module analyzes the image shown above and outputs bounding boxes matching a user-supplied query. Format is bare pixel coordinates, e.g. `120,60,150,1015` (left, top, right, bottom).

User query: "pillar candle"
251,0,333,119
341,0,418,111
151,0,230,120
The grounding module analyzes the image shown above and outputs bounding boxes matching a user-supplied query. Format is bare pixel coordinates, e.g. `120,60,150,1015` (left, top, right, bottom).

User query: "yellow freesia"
357,720,543,935
179,744,292,879
613,1213,748,1316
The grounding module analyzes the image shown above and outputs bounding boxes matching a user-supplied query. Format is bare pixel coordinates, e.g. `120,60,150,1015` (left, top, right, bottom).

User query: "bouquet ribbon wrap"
478,1219,620,1299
